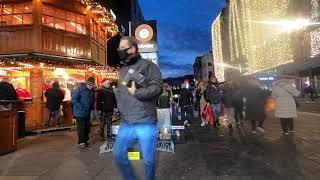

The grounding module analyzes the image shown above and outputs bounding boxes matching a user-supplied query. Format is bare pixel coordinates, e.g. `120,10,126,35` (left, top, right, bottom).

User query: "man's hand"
128,81,137,96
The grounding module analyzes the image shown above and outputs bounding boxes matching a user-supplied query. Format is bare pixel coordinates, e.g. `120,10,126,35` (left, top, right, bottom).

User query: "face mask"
118,48,130,61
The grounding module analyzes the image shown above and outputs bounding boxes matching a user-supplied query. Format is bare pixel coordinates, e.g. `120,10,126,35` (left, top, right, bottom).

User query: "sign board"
134,20,159,65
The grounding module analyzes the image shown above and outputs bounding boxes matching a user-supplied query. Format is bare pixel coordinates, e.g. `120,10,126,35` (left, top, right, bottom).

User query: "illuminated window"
42,4,86,35
90,19,98,40
0,3,33,26
99,28,106,46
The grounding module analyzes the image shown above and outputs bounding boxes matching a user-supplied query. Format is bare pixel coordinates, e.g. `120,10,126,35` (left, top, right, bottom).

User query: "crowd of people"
178,75,301,136
0,35,312,180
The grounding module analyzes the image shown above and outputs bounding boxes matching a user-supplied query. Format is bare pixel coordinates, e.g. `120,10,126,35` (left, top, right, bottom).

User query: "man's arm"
134,63,163,101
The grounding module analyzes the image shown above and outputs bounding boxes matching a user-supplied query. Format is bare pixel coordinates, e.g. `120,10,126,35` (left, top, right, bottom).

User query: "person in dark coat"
44,81,64,128
0,78,19,110
242,78,267,133
113,36,163,180
221,82,236,129
72,77,95,148
97,79,117,141
233,82,244,127
158,83,172,109
179,83,194,126
206,77,221,127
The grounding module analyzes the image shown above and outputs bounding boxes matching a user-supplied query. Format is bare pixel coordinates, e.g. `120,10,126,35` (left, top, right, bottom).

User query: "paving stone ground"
0,110,320,180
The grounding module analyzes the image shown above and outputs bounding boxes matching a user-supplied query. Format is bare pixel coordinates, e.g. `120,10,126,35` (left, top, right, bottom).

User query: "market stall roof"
0,53,103,68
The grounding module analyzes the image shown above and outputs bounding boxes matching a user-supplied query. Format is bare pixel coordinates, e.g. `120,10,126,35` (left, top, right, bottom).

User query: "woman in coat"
242,78,268,133
196,81,208,126
272,77,300,135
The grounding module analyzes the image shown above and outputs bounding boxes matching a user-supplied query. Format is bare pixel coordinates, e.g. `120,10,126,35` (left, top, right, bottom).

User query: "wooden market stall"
0,0,119,131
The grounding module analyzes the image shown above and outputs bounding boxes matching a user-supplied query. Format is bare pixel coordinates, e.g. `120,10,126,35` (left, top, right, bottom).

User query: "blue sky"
139,0,226,77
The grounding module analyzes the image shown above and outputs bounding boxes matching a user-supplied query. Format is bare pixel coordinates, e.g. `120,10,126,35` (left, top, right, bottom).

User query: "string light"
212,13,225,82
0,59,119,79
213,0,296,75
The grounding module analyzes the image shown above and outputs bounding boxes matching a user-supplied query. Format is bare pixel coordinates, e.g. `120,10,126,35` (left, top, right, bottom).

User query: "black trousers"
234,107,244,123
100,112,113,137
251,119,264,131
75,116,91,144
280,118,294,133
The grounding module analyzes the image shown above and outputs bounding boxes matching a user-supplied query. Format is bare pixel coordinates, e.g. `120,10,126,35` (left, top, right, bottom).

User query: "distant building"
193,51,214,82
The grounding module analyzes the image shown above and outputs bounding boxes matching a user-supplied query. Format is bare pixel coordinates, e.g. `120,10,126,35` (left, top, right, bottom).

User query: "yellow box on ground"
128,152,140,160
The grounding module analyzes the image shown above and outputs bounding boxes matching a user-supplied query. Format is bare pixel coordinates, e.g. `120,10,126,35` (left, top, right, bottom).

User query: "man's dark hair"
52,81,59,88
120,36,138,51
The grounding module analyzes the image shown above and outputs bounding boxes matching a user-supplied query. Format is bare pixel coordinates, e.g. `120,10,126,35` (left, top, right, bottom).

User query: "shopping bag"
207,105,214,125
220,103,224,116
202,104,214,125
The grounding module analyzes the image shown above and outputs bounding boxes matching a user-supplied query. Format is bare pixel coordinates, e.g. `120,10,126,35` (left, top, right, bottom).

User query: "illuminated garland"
0,60,119,79
213,0,295,75
74,0,118,32
212,13,225,82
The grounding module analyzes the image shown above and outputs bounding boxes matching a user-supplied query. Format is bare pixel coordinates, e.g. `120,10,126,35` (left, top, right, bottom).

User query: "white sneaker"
251,131,257,134
184,120,188,126
257,127,265,133
201,122,206,126
78,143,86,148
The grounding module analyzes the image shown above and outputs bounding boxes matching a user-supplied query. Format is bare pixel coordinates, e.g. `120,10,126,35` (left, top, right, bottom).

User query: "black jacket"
158,90,171,109
97,87,117,112
222,88,235,108
115,54,163,124
242,85,267,121
206,84,221,104
0,82,18,101
179,88,193,107
45,87,64,111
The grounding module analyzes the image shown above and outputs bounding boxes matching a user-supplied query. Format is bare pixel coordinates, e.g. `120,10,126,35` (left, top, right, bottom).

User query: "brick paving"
0,110,319,180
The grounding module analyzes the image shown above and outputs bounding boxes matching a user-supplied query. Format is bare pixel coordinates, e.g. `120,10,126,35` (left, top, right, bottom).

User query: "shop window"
90,19,98,40
42,4,86,35
0,3,33,26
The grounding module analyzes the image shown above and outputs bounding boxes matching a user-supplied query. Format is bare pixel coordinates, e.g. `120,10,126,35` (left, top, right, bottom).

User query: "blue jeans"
45,108,59,127
181,105,193,124
211,104,221,124
113,122,157,180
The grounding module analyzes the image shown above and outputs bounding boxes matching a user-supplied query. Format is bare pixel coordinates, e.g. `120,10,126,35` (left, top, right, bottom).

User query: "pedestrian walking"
179,83,194,126
305,85,315,102
72,77,95,148
221,81,235,130
206,77,221,127
272,76,300,135
197,81,208,126
44,81,64,128
97,79,117,141
158,83,172,109
90,86,100,125
242,78,267,134
233,82,244,127
113,36,163,180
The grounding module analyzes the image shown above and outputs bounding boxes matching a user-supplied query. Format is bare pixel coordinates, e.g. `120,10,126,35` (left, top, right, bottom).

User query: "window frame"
0,3,33,26
42,4,86,35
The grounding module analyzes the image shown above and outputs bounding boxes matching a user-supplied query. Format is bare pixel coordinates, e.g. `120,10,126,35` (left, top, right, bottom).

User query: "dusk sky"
139,0,226,78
